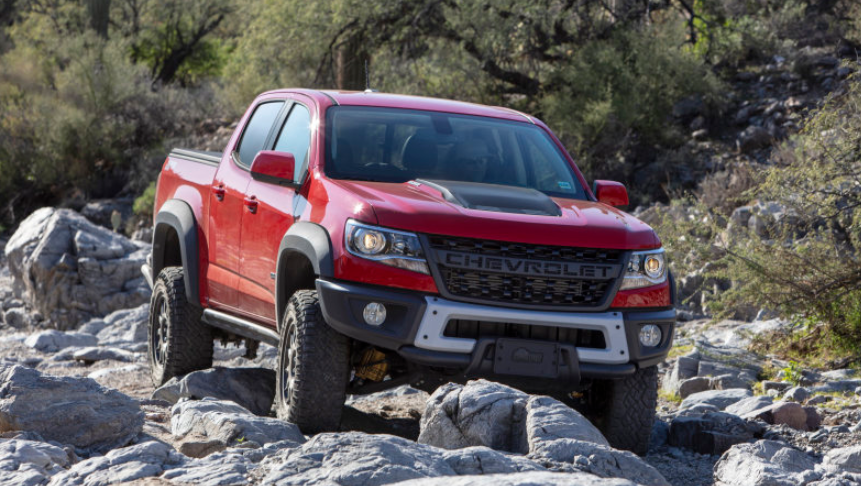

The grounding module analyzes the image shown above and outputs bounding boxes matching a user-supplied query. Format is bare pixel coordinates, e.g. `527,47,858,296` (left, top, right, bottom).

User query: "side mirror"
250,151,297,187
593,180,628,207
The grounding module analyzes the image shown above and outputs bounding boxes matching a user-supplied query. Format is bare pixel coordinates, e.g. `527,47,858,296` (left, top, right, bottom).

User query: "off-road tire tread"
148,267,213,386
596,365,658,456
276,290,350,434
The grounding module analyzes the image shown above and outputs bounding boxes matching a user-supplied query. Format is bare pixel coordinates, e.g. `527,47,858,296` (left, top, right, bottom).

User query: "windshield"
324,106,586,199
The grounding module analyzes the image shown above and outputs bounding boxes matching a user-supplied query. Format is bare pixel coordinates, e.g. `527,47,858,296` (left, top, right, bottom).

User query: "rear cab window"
237,101,285,166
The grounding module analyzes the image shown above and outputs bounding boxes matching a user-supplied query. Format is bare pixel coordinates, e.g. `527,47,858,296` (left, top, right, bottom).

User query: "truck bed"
170,148,221,166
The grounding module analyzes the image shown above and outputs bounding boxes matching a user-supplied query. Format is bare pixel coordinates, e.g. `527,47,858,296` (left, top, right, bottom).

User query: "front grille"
427,235,622,307
429,236,624,263
444,319,607,349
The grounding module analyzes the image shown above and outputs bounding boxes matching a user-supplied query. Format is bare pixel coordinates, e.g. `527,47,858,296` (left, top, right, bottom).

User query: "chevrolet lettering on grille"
436,250,620,279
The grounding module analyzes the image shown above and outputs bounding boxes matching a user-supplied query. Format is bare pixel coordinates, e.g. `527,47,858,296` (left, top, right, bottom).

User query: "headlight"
345,220,429,274
619,249,666,290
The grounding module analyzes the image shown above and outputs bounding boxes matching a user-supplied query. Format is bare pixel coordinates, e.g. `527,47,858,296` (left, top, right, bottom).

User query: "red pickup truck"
143,89,675,454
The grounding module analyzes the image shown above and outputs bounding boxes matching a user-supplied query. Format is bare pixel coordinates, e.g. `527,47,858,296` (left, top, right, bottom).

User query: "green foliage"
541,24,723,205
690,0,805,67
655,75,861,364
780,360,804,386
133,181,157,218
658,389,682,404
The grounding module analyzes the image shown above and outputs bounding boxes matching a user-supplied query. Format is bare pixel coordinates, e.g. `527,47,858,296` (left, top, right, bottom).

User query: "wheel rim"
280,318,299,406
151,294,169,366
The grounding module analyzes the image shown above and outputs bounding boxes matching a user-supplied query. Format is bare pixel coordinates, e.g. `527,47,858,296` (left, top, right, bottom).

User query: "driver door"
238,99,315,326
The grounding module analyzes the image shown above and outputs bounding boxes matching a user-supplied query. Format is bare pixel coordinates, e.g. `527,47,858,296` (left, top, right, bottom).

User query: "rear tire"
147,267,213,387
275,290,351,434
590,366,658,456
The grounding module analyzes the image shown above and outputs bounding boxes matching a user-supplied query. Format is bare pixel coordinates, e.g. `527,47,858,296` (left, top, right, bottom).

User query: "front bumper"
317,278,675,382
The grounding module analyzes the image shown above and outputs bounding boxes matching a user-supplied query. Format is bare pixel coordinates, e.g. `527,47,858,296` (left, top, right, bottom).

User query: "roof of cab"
266,89,534,124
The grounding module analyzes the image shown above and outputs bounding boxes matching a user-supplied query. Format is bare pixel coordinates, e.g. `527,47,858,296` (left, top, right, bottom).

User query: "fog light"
363,302,387,326
639,324,662,347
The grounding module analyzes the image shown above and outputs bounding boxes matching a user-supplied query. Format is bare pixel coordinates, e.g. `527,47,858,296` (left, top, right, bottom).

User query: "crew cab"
143,89,675,455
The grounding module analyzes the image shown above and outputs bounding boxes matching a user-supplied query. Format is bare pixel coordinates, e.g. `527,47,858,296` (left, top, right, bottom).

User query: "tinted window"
274,104,312,183
324,106,585,199
237,101,284,166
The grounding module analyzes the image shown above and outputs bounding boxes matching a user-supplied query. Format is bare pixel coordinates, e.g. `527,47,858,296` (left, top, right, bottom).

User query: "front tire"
147,267,213,387
275,290,351,434
590,366,658,456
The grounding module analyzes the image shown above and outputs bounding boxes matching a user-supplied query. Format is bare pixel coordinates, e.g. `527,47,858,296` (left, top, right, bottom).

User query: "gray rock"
47,440,181,486
396,471,642,486
94,304,148,346
804,406,821,431
783,387,810,402
80,198,133,231
72,347,135,363
418,381,529,453
0,364,143,453
680,389,752,411
171,398,305,448
442,447,545,475
738,125,772,152
525,396,609,448
679,377,711,398
161,449,253,485
153,367,276,416
260,432,458,485
810,379,861,394
418,381,668,486
3,308,31,330
662,356,700,394
4,208,150,328
714,440,818,486
807,395,828,406
76,318,107,336
820,369,859,380
816,56,839,68
668,412,754,455
0,438,71,486
763,381,791,392
724,396,774,417
24,331,97,353
771,401,810,431
672,96,704,120
734,106,755,125
822,446,861,473
710,374,752,391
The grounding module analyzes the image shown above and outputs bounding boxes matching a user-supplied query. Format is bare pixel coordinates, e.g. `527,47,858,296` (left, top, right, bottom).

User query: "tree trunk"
87,0,111,38
336,34,368,91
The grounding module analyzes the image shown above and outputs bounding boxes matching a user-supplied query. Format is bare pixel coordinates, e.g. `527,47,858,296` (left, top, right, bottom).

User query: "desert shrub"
697,161,761,215
540,23,724,205
691,0,806,67
0,30,204,221
133,181,157,218
684,75,861,363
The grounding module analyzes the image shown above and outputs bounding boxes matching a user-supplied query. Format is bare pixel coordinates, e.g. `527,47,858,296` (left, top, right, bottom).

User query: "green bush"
691,0,805,67
658,76,861,363
133,181,157,218
540,23,724,206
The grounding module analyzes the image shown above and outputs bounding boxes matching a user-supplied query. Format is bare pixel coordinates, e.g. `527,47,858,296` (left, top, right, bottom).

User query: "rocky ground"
0,195,858,486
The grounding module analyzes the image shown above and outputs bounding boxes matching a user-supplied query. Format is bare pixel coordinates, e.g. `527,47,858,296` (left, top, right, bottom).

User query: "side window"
273,104,311,182
237,101,284,166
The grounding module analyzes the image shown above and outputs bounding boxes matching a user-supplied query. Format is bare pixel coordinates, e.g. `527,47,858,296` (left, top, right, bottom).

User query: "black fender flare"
275,222,334,326
152,199,200,305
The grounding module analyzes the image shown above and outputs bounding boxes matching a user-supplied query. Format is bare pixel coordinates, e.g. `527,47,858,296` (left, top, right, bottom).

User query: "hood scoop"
414,179,562,217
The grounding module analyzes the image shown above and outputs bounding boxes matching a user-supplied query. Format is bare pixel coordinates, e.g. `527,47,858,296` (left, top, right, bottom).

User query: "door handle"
212,184,225,202
244,196,258,214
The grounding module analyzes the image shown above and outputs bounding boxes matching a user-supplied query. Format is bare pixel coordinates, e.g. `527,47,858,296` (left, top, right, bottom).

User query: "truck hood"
332,179,660,250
